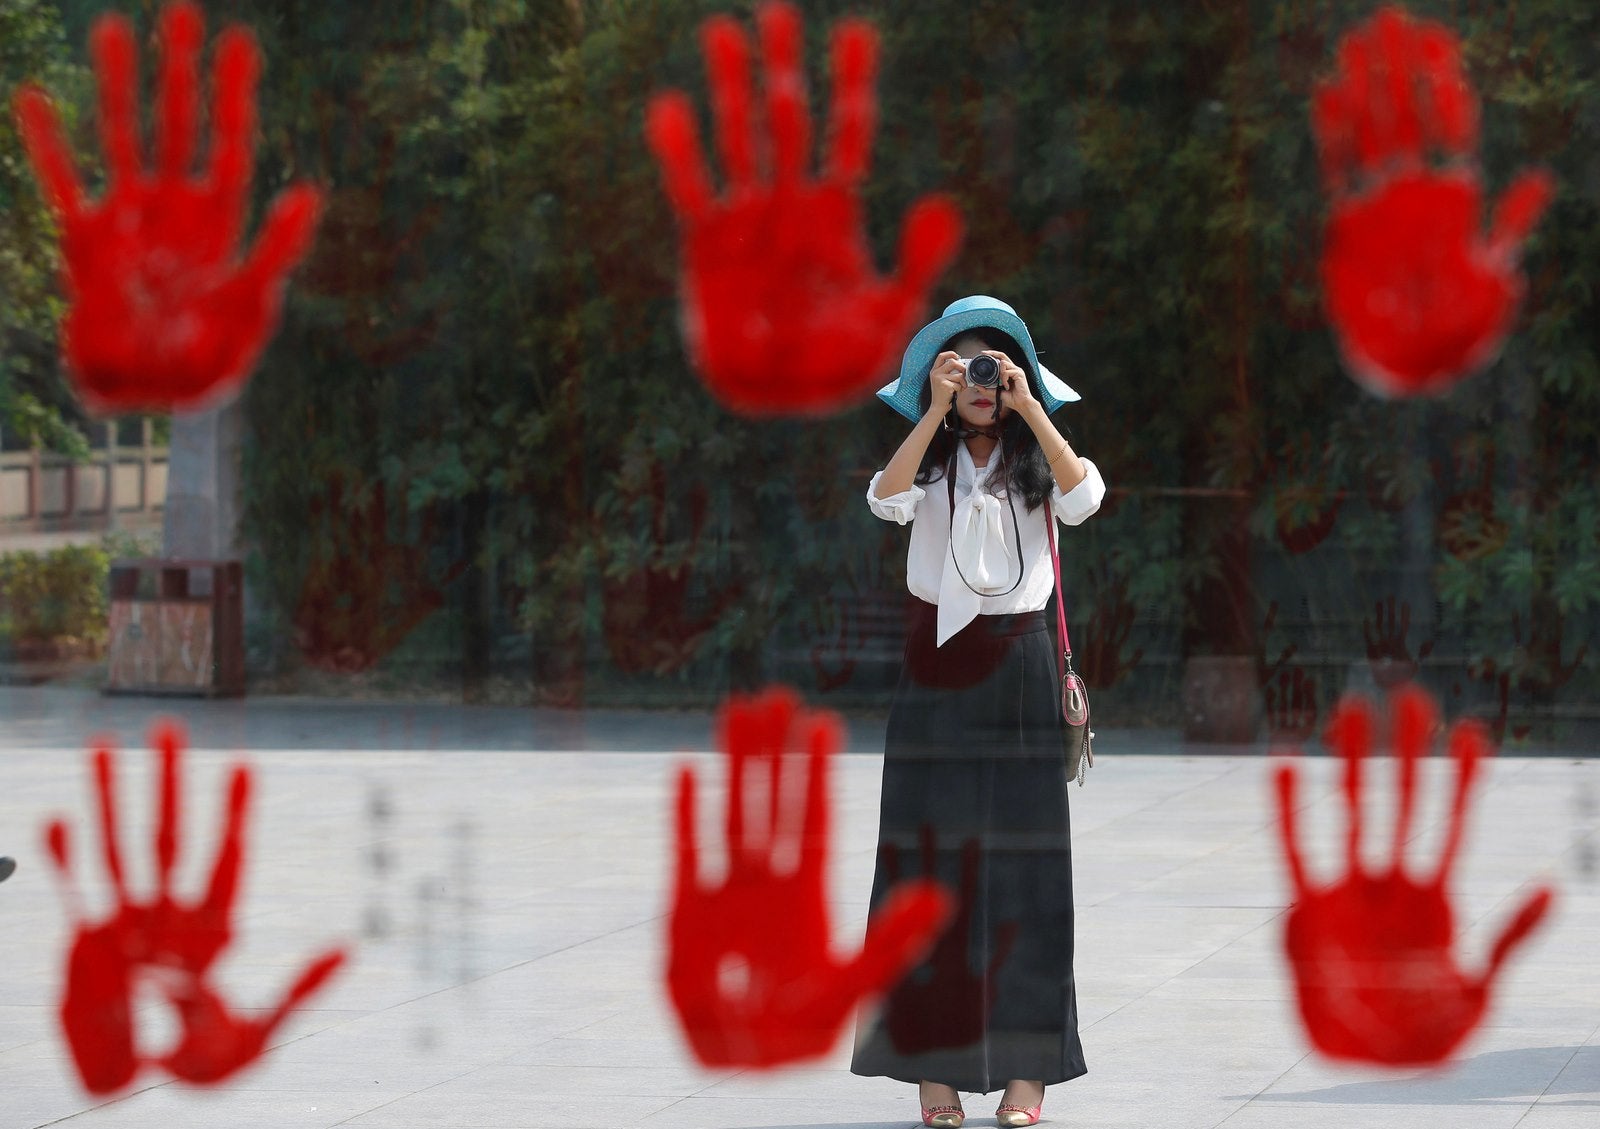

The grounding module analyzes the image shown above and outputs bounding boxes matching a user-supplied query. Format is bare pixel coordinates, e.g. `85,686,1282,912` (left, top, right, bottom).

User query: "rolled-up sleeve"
1050,457,1106,526
867,471,925,524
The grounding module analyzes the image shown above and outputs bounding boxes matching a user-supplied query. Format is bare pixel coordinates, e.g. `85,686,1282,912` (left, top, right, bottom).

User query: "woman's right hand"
924,351,965,416
874,353,961,500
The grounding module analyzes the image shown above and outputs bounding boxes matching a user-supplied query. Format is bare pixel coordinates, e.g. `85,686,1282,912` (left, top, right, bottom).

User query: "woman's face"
948,333,1013,430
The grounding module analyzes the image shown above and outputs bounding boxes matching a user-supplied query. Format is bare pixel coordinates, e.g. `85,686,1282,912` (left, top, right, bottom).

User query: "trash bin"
105,559,244,696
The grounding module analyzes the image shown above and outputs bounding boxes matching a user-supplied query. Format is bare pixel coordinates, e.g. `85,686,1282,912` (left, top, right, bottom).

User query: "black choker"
942,418,999,440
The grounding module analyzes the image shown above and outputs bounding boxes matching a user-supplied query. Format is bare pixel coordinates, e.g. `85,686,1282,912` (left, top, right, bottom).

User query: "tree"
202,0,1600,729
0,0,90,456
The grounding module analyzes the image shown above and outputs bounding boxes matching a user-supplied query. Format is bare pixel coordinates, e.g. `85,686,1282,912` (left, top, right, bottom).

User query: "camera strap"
946,442,1023,599
942,409,998,441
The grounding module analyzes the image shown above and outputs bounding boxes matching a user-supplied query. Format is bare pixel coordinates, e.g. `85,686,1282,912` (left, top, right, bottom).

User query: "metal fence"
0,419,166,539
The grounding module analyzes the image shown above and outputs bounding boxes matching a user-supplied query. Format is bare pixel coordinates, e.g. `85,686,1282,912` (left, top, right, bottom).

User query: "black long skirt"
849,599,1087,1093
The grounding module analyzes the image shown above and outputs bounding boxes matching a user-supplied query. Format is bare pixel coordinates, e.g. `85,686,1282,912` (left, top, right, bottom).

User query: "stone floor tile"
2,686,1597,1129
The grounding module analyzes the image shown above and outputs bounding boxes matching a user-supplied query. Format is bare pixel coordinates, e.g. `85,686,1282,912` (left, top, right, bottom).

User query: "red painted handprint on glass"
1313,5,1553,397
1265,667,1321,743
667,687,951,1067
877,828,1017,1056
298,102,442,367
1265,433,1345,555
1363,596,1436,690
1081,566,1145,690
645,1,963,416
1259,601,1320,743
44,721,347,1093
1462,610,1588,744
292,474,466,674
11,2,321,413
809,592,867,695
1437,436,1508,561
1274,686,1553,1065
601,468,743,676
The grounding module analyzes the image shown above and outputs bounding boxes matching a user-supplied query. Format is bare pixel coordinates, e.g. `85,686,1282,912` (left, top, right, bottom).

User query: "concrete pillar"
162,401,244,560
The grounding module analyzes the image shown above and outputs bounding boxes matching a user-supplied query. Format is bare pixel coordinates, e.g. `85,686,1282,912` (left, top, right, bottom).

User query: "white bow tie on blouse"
936,445,1019,646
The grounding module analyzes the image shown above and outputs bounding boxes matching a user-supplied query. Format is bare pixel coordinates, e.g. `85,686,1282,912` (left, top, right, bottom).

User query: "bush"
0,543,110,645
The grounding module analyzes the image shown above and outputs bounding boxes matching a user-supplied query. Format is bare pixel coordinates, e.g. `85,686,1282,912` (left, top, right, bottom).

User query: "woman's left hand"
996,355,1040,418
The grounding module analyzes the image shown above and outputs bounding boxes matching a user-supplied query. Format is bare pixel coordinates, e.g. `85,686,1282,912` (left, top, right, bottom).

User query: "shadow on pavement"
1234,1045,1600,1105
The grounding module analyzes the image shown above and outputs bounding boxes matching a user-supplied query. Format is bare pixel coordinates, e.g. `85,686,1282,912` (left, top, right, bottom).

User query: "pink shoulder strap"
1045,509,1072,677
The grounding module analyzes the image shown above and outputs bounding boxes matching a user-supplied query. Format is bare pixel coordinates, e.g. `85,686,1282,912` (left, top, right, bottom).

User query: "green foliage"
6,390,90,458
14,0,1591,712
0,0,96,456
99,526,161,560
0,542,108,643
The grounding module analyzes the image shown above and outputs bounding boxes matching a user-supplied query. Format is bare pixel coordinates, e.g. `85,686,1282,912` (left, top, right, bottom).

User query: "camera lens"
966,355,1001,387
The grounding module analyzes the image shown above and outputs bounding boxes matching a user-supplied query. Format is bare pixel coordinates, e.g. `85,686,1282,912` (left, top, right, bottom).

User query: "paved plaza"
0,685,1597,1128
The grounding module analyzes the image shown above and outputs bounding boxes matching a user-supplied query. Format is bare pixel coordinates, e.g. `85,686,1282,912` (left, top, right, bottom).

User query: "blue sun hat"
876,295,1080,423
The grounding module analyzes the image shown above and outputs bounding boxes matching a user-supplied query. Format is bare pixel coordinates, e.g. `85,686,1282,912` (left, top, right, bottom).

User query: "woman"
849,296,1104,1128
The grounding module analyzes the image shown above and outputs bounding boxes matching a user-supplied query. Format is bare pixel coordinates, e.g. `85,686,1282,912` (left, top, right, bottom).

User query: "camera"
960,354,1003,388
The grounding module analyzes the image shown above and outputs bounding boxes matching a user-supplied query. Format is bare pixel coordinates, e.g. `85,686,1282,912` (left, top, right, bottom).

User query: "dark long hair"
913,327,1059,511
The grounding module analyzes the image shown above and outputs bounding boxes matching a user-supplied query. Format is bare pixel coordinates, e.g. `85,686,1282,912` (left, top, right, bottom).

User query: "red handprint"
1081,566,1145,690
1463,610,1589,743
1363,596,1437,690
1361,447,1422,513
601,469,743,676
645,1,963,416
1462,657,1516,743
809,594,866,695
1266,433,1345,555
1508,609,1589,699
667,687,951,1067
1265,667,1321,743
1259,601,1321,742
877,827,1018,1056
1274,687,1554,1065
1312,5,1554,397
291,474,466,674
11,2,322,413
920,72,1077,290
44,721,347,1094
299,100,443,366
1437,437,1508,561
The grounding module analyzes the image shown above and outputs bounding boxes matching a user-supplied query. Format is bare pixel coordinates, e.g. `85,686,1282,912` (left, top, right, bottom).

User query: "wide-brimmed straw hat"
876,295,1080,423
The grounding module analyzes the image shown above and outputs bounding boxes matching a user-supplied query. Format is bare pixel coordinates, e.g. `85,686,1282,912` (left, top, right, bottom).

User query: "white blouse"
867,442,1106,646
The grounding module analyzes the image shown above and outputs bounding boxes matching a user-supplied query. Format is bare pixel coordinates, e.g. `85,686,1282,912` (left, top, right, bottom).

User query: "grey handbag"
1045,512,1094,785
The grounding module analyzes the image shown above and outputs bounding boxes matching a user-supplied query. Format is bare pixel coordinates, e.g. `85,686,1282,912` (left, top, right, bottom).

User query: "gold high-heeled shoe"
919,1081,964,1128
995,1094,1043,1127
